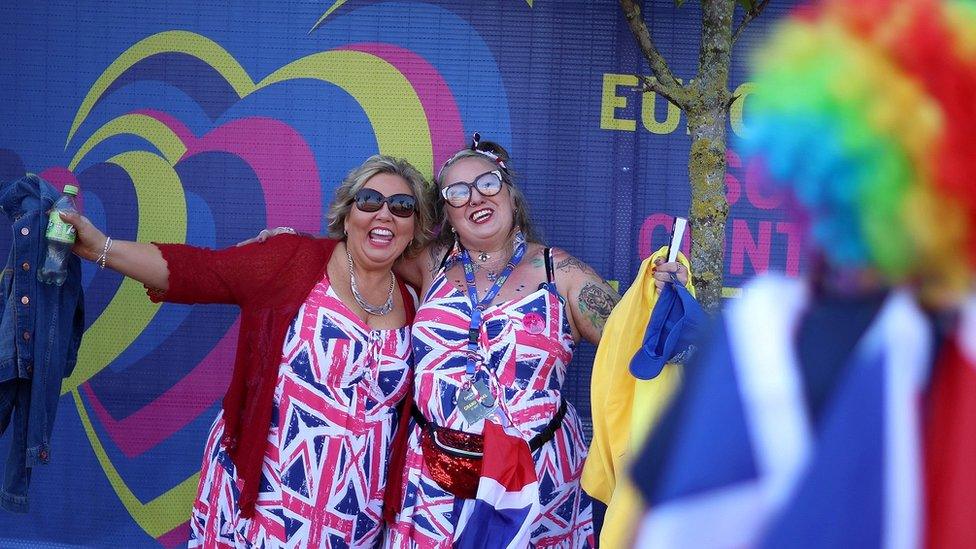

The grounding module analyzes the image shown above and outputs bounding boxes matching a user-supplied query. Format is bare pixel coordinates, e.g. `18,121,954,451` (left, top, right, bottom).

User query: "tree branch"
619,0,688,109
636,75,684,109
726,93,740,110
732,0,770,44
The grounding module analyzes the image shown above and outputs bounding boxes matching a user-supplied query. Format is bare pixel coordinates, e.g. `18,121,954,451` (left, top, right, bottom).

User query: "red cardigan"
149,234,414,518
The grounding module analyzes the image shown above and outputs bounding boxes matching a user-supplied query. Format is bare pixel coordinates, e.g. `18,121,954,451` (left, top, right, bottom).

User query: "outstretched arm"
61,211,169,290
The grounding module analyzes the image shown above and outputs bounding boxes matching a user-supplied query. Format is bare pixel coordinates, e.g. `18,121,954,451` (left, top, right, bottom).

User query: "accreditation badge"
458,379,497,425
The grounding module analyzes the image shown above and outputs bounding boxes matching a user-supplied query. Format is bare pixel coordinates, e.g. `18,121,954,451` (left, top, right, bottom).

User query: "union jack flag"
453,420,540,549
631,276,930,549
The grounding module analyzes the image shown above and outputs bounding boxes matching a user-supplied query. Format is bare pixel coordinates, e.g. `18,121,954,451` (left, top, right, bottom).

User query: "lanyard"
460,233,526,378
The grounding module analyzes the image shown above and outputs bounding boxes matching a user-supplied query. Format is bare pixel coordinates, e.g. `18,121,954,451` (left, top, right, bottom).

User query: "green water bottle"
38,185,79,286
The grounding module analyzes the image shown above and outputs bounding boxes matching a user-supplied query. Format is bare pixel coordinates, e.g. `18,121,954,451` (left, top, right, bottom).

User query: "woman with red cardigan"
62,155,432,548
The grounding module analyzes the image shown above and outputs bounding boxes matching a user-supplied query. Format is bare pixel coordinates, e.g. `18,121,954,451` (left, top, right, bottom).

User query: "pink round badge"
523,312,545,335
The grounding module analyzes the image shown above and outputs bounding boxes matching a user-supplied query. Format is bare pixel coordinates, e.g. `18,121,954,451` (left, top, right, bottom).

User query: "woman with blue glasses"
382,136,686,548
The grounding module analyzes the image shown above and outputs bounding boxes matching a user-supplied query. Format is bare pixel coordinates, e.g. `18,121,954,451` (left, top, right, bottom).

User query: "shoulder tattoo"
556,256,593,274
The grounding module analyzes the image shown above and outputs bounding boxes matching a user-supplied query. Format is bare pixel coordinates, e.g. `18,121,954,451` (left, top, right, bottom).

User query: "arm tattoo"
578,282,621,332
556,256,593,274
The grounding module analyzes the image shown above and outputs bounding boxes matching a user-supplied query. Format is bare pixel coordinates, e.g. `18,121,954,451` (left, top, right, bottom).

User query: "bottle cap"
63,185,79,196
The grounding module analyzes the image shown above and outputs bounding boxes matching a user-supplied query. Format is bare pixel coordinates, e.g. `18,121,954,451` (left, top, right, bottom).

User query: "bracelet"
96,236,113,269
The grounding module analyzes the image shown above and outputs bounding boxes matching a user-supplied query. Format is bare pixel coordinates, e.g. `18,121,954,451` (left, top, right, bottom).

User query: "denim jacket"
0,174,84,512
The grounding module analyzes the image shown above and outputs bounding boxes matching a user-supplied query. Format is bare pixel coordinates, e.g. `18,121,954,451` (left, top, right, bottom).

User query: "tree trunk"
619,0,757,311
687,107,729,311
687,0,734,312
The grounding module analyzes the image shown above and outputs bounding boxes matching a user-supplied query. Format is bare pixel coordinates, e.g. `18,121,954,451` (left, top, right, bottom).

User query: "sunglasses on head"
354,188,417,218
440,170,506,208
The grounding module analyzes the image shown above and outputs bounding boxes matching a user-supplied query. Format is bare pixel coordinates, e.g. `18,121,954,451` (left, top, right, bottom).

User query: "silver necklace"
475,248,512,282
346,249,395,316
458,232,526,283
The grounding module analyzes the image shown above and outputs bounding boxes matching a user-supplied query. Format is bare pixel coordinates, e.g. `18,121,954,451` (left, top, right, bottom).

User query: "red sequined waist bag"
411,399,568,499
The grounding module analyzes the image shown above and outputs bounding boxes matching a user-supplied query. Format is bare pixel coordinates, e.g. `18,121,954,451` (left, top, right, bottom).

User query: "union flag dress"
188,274,411,548
385,272,595,548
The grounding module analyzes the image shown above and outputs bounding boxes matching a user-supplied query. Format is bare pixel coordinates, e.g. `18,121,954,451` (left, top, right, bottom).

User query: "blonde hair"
326,155,433,256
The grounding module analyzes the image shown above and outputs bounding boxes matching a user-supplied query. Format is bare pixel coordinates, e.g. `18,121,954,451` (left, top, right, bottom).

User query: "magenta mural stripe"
82,320,239,457
186,117,323,232
342,43,465,170
156,520,191,548
38,167,80,191
136,110,323,232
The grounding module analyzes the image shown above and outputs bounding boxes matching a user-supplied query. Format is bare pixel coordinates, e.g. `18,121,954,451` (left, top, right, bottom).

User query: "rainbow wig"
740,0,976,293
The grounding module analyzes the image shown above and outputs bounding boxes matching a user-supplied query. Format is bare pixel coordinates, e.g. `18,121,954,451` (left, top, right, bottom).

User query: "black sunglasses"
354,188,417,218
440,170,505,208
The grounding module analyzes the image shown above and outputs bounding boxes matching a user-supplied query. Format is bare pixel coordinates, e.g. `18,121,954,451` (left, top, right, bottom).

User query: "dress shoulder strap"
437,246,453,273
544,247,555,288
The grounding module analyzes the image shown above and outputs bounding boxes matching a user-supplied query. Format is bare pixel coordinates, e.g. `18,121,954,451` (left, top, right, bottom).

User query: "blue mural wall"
0,1,799,545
